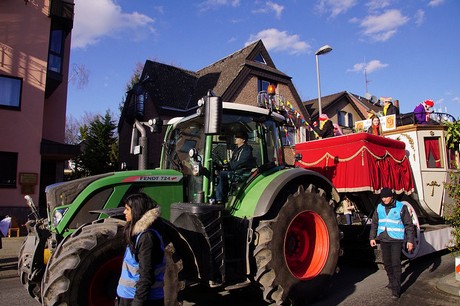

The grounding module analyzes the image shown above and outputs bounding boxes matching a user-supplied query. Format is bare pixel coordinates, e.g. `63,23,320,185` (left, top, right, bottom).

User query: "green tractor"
19,94,340,305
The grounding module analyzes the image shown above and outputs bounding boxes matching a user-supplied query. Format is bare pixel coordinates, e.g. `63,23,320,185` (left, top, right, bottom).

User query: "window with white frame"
337,110,354,128
258,79,271,93
254,52,266,64
347,113,354,128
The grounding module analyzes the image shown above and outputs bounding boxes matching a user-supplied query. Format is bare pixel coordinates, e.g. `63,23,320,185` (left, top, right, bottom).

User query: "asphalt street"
1,236,460,305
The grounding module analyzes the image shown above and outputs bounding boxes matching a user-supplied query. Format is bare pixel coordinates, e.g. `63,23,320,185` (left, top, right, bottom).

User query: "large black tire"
254,184,340,305
41,218,184,306
18,240,42,300
18,222,50,303
41,218,125,306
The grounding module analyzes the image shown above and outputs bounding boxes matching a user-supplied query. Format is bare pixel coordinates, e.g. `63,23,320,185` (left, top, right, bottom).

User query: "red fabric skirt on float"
295,132,414,195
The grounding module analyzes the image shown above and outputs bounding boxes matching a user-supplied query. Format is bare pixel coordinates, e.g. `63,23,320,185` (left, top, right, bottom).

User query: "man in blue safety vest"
369,187,415,299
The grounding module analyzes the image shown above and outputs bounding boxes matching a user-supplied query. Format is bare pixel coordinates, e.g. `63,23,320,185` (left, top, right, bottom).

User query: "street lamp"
315,44,333,116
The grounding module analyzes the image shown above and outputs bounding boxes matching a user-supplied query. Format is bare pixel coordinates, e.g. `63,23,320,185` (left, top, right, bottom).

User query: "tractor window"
164,117,205,174
263,120,283,166
424,137,443,168
214,114,262,167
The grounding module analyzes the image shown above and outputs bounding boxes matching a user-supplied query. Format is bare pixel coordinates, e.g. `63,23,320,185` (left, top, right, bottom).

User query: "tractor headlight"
53,208,68,227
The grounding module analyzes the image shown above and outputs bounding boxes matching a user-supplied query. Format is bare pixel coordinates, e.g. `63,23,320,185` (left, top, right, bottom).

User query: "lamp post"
315,45,333,116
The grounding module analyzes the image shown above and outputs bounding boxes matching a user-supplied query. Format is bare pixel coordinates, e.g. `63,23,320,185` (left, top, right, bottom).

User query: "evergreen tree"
76,111,118,176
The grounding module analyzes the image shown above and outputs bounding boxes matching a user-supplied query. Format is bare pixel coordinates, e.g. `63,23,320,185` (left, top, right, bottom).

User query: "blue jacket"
376,201,405,240
117,208,165,303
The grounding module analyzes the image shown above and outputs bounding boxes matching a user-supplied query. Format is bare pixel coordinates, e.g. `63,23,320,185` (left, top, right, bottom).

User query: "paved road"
178,251,460,306
2,237,460,305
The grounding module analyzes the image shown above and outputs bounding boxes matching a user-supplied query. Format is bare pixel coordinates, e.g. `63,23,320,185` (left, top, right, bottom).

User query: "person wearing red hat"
413,99,434,124
311,114,334,138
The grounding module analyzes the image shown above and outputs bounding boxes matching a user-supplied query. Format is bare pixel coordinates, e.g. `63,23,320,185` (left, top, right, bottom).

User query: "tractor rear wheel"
254,184,340,305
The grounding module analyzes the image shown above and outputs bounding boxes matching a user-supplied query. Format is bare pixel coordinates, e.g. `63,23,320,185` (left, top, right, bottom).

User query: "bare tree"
68,63,90,89
65,112,98,144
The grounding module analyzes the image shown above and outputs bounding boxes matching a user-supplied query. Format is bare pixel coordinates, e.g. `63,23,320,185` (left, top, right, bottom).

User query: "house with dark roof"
303,91,385,134
118,40,309,170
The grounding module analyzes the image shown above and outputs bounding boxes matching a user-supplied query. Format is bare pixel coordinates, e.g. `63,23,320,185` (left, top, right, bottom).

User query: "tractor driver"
215,131,255,203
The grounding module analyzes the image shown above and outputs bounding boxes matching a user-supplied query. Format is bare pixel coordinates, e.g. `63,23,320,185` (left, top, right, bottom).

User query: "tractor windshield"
163,110,285,203
164,117,205,174
211,113,283,168
164,112,284,173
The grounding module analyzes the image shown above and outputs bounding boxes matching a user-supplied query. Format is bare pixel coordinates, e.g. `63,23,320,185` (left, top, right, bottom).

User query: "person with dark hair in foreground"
117,193,165,306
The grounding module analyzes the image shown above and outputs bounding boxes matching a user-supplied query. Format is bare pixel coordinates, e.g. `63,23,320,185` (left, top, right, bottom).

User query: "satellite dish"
370,95,378,105
365,93,371,100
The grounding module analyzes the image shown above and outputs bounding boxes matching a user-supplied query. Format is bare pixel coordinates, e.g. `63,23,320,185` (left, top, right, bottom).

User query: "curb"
436,274,460,297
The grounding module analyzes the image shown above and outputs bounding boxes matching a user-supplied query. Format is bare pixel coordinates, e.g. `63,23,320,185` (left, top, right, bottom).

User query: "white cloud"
316,0,357,18
72,0,155,49
366,0,391,12
154,6,165,14
252,2,284,19
348,60,388,74
198,0,240,11
414,9,425,27
246,29,310,55
358,9,409,42
428,0,445,7
267,1,284,19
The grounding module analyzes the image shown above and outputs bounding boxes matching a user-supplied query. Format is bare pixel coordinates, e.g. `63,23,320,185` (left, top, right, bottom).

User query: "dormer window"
254,53,266,64
258,79,277,93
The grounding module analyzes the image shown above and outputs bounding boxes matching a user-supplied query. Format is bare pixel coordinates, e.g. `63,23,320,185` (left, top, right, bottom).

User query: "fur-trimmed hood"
132,206,161,236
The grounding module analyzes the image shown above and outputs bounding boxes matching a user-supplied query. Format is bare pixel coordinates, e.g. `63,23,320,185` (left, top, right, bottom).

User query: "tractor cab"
161,98,287,206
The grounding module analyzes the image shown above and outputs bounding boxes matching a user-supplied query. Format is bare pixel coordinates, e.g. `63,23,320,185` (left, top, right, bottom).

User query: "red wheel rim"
284,210,329,280
88,255,123,306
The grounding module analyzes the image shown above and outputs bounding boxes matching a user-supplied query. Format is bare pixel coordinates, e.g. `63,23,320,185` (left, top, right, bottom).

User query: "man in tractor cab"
215,131,255,203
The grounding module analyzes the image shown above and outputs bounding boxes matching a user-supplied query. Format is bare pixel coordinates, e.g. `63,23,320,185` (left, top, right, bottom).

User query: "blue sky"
67,0,460,121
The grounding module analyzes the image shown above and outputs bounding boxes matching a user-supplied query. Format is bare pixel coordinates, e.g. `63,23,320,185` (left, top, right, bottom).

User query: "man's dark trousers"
381,241,403,295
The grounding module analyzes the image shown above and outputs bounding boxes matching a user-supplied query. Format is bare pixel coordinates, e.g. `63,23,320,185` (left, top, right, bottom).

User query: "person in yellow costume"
381,97,399,116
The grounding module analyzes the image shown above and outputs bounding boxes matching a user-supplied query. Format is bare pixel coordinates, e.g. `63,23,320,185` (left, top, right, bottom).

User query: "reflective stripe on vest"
377,201,405,240
117,229,165,299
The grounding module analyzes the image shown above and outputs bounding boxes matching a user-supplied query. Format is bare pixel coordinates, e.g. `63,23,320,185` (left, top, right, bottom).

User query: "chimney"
394,99,400,109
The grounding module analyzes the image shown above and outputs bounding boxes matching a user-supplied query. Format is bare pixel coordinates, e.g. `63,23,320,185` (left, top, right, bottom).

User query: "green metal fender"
232,167,340,219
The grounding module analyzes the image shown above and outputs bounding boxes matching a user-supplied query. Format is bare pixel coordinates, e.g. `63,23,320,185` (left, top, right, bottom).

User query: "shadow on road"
182,283,267,306
311,258,379,305
400,249,445,294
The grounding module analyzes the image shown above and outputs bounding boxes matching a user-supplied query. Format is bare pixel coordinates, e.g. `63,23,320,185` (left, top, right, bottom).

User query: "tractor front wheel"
41,218,183,306
41,218,125,306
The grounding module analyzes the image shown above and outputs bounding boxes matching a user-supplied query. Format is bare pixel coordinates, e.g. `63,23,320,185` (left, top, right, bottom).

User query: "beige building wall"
0,1,72,216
